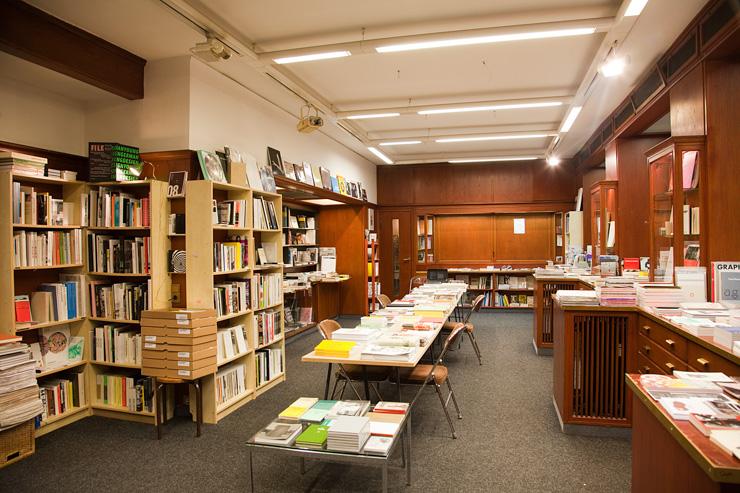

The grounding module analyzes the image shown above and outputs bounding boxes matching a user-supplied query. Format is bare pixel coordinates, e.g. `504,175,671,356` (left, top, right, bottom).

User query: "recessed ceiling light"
624,0,649,17
345,113,401,120
368,147,394,164
376,27,596,53
418,101,562,115
379,141,422,146
559,106,583,133
599,56,627,77
448,156,538,163
273,50,351,64
547,156,561,166
435,133,556,143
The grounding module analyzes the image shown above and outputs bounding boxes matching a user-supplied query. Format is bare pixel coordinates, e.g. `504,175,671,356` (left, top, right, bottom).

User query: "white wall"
188,58,377,202
85,57,190,152
0,76,86,155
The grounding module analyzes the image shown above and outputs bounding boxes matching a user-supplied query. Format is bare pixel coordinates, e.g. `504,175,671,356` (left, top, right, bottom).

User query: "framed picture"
267,147,284,176
361,187,368,201
197,150,227,183
167,171,187,198
255,159,277,193
303,162,315,186
350,182,358,198
294,162,306,183
283,161,297,181
319,166,332,189
311,163,323,187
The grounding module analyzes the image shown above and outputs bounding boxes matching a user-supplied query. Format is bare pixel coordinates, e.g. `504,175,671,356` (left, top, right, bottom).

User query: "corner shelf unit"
448,269,535,309
590,180,618,265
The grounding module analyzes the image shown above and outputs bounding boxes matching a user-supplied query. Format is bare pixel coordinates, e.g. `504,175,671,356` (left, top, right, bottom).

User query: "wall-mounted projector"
297,104,323,133
190,36,232,62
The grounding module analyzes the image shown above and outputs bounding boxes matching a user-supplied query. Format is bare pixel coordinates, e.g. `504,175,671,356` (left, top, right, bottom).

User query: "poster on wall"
368,208,375,231
514,218,526,234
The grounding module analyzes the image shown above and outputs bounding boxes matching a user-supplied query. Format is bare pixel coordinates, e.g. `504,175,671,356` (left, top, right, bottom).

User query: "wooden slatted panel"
571,314,629,421
542,281,579,343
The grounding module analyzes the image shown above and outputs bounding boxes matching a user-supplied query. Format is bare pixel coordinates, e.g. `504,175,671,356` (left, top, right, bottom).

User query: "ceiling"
17,0,709,165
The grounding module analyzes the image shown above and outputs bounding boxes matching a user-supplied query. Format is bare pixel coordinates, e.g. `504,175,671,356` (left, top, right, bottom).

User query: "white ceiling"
17,0,709,165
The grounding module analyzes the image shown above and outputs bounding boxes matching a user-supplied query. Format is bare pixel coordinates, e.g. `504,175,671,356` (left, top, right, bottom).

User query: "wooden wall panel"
376,165,414,206
704,59,740,263
670,64,707,137
493,213,554,262
532,164,579,202
580,167,606,248
377,209,413,299
435,215,494,264
491,163,533,203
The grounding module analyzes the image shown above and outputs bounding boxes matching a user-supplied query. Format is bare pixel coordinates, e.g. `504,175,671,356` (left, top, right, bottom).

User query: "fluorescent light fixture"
418,101,562,115
273,50,350,64
379,140,422,146
559,106,583,133
376,27,596,53
435,133,555,143
448,156,538,163
599,56,626,77
547,156,561,166
303,199,345,206
345,112,400,120
368,146,394,164
624,0,649,17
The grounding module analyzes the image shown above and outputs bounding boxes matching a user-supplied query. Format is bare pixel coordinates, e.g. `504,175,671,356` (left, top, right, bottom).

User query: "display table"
313,275,351,321
626,374,740,491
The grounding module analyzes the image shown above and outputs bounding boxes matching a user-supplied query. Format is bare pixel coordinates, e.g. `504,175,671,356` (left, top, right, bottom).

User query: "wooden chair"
376,293,392,309
317,320,390,400
392,323,466,438
409,275,426,291
154,376,203,439
441,294,484,365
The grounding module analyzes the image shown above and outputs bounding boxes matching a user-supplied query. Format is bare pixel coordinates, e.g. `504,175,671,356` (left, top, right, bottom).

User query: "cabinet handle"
665,362,675,373
643,345,651,353
642,325,651,334
696,358,709,367
665,339,675,347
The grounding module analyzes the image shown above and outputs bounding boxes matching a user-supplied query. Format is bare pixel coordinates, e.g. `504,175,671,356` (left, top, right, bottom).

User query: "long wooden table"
626,374,740,491
301,285,465,401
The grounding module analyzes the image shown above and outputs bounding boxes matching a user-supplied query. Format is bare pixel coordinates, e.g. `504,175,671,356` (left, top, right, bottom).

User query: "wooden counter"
532,276,593,355
626,374,740,491
552,300,739,434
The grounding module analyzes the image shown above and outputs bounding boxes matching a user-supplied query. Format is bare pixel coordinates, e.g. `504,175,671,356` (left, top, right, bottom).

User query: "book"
244,152,263,191
283,161,296,180
14,295,32,324
320,166,332,189
167,171,187,197
267,147,284,176
301,162,313,185
709,429,740,458
658,396,714,420
682,150,699,189
673,371,733,383
300,400,337,423
295,424,329,449
363,435,393,455
711,262,740,306
254,420,302,446
197,150,227,183
256,158,277,193
373,402,409,414
314,340,356,357
279,397,319,421
311,164,323,187
40,326,71,369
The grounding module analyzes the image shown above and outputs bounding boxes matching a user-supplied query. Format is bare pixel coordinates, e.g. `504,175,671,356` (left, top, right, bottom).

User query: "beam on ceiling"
366,122,562,140
0,0,146,100
255,17,615,62
369,129,558,145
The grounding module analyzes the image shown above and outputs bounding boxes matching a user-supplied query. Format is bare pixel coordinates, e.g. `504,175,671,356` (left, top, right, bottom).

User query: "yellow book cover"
315,339,356,356
414,309,445,318
222,242,243,269
279,405,307,419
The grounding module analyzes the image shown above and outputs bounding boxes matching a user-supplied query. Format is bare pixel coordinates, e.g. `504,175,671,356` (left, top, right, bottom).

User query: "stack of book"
253,197,279,230
216,324,249,364
295,423,329,450
299,400,337,423
0,335,44,430
636,284,685,314
92,324,142,365
255,310,282,346
215,360,248,406
597,278,637,306
0,151,46,177
554,290,599,306
140,309,217,380
279,397,319,422
256,347,283,385
314,340,357,358
13,230,83,267
213,280,250,317
326,415,371,452
253,420,302,446
361,345,415,362
95,373,152,412
331,328,378,342
88,280,149,320
327,400,371,417
41,373,86,420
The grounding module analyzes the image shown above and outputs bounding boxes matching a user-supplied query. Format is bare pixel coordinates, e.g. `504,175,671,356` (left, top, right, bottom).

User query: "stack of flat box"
326,415,371,452
141,309,217,380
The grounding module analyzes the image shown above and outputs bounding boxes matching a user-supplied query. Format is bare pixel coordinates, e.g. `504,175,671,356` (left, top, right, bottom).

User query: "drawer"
638,351,667,375
638,316,688,361
638,334,687,375
687,342,739,375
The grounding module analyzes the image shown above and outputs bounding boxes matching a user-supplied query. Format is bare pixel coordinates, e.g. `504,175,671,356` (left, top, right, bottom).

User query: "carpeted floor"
2,312,631,492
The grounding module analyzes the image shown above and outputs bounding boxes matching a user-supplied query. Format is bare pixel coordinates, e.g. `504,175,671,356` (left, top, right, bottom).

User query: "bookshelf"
86,180,170,425
554,212,564,263
416,215,434,264
564,211,584,255
589,180,618,265
282,204,318,338
185,180,285,424
449,269,535,309
0,171,91,435
647,137,706,283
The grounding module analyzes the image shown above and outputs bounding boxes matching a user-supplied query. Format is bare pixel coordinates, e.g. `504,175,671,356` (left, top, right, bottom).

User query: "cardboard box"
142,334,165,345
141,367,168,378
165,358,214,371
165,334,216,346
164,317,216,329
141,308,216,320
142,357,166,369
142,341,167,351
165,324,216,338
166,365,216,380
142,349,166,360
166,345,217,362
141,325,168,336
140,318,169,327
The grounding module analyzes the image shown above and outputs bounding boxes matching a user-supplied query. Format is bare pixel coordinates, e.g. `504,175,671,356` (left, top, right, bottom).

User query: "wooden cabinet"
589,180,618,264
646,137,706,282
415,215,434,264
533,278,588,355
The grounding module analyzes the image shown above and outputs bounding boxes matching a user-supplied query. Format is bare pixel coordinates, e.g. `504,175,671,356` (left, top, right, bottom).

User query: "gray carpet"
2,312,631,492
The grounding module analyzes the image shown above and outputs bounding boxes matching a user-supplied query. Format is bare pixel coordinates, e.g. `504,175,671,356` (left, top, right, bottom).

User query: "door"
378,209,413,299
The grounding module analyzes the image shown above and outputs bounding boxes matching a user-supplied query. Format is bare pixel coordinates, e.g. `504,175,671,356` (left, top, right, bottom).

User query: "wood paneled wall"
580,167,606,248
377,160,578,207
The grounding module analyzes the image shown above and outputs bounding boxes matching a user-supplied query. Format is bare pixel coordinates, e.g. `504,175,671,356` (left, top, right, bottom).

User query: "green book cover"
295,424,328,446
313,400,337,410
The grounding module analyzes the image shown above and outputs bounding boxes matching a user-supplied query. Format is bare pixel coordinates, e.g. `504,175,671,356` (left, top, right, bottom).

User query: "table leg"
382,462,388,493
362,365,371,401
405,421,412,486
395,367,402,402
249,449,255,492
300,457,306,475
324,363,332,400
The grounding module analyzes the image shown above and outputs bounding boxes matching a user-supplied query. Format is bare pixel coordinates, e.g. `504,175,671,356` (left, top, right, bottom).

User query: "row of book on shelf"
87,233,150,274
214,199,248,228
253,397,408,455
13,230,83,268
640,372,740,459
213,237,249,272
11,182,76,226
256,347,283,387
283,211,315,230
253,197,280,230
14,274,86,328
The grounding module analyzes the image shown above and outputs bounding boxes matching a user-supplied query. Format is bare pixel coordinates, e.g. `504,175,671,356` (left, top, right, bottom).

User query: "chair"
376,293,392,309
154,376,203,439
441,294,484,365
409,275,426,291
317,320,390,400
392,323,466,438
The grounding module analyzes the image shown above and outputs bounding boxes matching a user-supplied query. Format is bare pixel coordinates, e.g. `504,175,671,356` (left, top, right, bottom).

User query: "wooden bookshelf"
447,269,535,309
186,180,285,424
590,180,618,265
